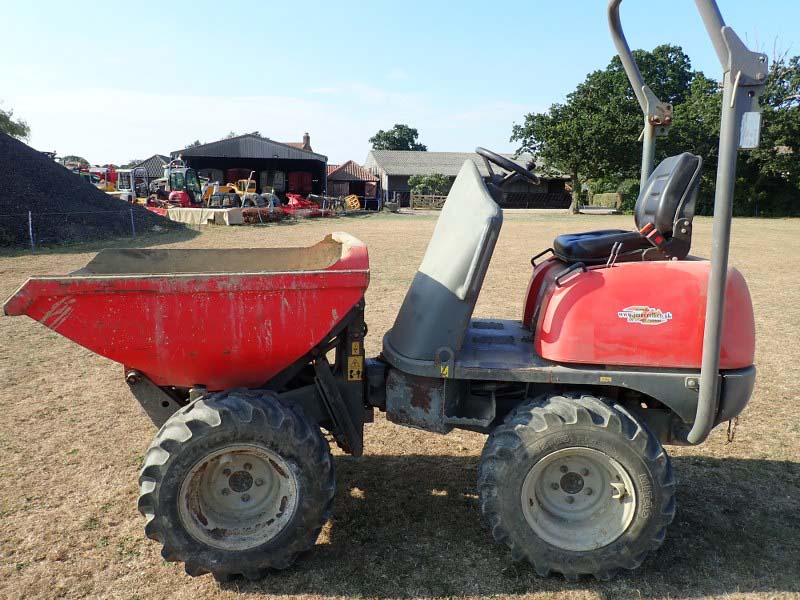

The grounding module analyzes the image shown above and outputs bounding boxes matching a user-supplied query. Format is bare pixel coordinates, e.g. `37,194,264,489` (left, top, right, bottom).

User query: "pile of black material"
0,133,182,247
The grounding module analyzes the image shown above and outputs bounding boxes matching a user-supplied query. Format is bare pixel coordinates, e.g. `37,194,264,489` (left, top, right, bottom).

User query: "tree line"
511,45,800,217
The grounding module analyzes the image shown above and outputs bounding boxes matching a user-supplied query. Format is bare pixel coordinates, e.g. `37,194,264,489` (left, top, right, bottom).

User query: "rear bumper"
715,365,756,425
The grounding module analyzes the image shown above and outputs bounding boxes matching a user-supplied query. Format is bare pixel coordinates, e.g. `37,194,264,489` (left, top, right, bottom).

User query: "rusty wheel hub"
179,444,298,551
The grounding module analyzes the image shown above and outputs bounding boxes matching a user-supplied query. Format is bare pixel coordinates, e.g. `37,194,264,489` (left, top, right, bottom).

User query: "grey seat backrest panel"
384,160,502,362
634,152,702,234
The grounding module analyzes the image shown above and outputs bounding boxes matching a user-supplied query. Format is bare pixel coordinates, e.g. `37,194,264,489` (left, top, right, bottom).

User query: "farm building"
173,133,328,195
364,150,571,208
133,154,170,180
326,160,379,199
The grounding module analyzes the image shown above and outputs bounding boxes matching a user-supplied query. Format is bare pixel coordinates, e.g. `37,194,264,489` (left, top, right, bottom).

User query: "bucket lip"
3,233,370,318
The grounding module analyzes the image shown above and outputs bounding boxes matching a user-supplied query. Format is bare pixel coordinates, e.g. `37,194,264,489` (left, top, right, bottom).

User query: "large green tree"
735,55,800,216
369,124,427,151
512,45,696,213
512,43,800,216
0,104,30,140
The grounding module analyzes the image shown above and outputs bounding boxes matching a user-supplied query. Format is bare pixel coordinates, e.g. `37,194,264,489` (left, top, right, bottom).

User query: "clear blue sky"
2,0,797,164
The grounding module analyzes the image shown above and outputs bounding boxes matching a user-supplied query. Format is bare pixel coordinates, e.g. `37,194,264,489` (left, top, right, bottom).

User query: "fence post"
129,208,136,238
28,211,35,250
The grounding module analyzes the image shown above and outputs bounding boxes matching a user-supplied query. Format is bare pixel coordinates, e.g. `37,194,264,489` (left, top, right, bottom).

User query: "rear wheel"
138,390,334,581
478,393,675,580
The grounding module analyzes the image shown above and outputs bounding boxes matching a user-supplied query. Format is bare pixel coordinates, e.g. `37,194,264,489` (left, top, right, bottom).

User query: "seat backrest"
384,160,502,361
634,153,703,235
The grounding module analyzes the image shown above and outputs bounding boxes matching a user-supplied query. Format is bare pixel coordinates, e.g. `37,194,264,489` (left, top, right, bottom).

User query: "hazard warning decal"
617,305,673,326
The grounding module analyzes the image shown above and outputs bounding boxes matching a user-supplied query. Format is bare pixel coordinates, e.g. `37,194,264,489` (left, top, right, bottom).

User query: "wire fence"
0,209,153,249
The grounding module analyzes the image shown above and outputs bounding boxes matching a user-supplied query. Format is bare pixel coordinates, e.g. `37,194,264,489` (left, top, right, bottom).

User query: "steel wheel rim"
178,443,298,551
521,447,637,552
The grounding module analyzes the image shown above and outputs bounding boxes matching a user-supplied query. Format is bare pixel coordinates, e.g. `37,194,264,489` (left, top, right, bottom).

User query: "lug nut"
222,468,231,476
586,488,593,496
243,462,252,471
221,488,230,496
242,494,250,502
255,479,264,487
581,468,589,476
560,465,568,474
566,496,575,504
551,482,559,490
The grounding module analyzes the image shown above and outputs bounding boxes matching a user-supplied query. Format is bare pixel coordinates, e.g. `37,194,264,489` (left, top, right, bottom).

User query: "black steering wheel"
476,147,541,186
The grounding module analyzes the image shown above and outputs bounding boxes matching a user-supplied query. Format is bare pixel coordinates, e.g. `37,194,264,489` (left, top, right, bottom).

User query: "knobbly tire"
478,394,676,581
138,389,335,581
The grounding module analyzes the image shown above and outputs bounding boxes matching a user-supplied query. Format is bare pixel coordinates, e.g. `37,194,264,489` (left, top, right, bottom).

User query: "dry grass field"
0,211,798,600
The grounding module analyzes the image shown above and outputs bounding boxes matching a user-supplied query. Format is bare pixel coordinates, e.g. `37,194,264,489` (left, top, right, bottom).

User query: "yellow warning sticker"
347,356,364,381
599,376,613,383
440,365,449,378
351,341,361,355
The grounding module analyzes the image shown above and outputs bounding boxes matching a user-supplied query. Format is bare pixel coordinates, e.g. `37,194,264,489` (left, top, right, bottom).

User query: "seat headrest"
634,153,703,235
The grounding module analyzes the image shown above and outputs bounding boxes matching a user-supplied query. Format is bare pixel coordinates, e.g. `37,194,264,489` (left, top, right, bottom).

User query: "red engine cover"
168,190,192,207
528,259,755,370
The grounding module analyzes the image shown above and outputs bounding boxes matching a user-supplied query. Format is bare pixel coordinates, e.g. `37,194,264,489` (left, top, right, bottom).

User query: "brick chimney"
302,132,312,151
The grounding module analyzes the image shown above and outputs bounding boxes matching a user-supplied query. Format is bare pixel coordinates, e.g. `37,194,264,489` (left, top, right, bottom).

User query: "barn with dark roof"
173,134,328,195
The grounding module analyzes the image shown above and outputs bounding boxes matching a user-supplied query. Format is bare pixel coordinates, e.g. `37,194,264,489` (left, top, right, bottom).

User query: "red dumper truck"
4,0,763,582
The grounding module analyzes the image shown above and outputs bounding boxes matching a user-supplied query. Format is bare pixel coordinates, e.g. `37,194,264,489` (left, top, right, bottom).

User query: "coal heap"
0,133,182,247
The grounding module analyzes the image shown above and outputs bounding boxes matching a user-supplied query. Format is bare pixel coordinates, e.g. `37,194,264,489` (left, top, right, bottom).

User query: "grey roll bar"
608,0,767,444
607,0,674,188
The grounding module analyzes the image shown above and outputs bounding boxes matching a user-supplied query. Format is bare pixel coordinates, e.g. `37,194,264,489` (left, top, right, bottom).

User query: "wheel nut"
243,463,252,471
560,465,568,474
566,496,575,504
222,468,231,476
551,482,559,490
586,488,593,496
242,494,250,502
581,468,589,476
221,488,230,496
255,479,264,487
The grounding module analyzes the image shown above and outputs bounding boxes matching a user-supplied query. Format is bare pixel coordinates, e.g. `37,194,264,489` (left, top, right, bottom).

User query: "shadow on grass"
226,454,800,599
0,225,201,257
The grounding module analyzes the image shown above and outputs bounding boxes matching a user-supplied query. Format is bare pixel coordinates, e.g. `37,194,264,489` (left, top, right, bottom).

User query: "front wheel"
138,390,335,581
478,394,675,580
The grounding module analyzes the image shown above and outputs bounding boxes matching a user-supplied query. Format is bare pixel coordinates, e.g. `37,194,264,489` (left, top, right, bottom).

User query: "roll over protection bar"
607,0,674,189
607,0,767,444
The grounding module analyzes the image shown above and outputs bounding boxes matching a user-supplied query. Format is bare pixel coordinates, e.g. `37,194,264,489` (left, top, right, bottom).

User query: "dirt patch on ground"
0,211,798,599
0,133,182,247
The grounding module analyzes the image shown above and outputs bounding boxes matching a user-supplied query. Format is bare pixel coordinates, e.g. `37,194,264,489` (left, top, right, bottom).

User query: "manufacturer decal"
618,305,673,326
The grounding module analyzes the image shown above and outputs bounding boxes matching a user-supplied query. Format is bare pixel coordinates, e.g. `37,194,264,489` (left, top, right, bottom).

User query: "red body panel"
4,237,369,390
522,259,562,328
526,259,755,370
168,190,192,207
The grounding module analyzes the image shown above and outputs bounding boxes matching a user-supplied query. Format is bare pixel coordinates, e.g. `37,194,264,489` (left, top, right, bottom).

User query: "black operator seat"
553,153,703,264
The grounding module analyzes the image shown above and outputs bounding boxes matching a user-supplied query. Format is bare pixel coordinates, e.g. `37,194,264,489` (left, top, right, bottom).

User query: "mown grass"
0,211,797,599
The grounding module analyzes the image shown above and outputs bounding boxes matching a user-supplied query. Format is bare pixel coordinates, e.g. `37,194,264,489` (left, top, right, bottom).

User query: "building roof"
283,132,313,152
327,164,340,176
134,154,170,179
327,160,378,182
364,150,567,179
173,134,327,162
